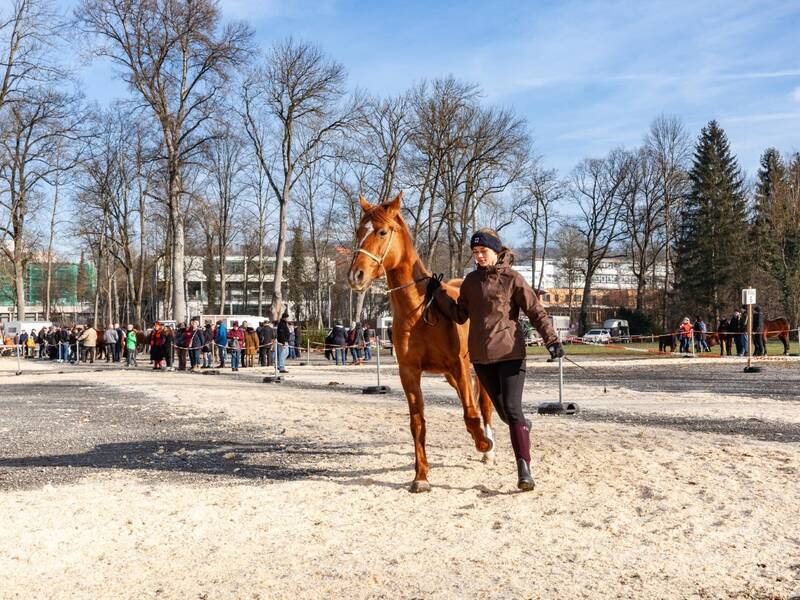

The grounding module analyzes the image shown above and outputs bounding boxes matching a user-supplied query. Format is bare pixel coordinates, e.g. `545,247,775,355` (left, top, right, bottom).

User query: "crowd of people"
1,315,386,371
677,305,768,356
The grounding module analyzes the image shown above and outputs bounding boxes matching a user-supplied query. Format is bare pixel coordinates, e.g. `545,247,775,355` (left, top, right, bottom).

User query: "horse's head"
348,192,407,292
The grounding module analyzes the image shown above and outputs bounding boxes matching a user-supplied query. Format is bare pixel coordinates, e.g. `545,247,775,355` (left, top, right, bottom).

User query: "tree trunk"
15,259,25,321
169,166,186,323
578,275,594,335
45,181,59,320
218,265,227,315
272,192,289,320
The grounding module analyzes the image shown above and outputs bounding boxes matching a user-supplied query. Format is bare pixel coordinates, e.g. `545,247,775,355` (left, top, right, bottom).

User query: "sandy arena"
1,354,799,599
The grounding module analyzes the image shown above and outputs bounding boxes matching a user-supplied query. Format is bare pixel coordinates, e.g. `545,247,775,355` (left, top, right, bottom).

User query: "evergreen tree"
674,121,748,322
287,224,306,318
751,148,786,262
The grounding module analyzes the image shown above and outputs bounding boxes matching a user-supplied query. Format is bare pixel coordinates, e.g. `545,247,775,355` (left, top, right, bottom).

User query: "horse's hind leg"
781,333,789,355
398,366,431,493
443,366,493,455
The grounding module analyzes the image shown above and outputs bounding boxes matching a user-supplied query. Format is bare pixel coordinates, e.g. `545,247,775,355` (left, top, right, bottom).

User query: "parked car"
583,328,611,344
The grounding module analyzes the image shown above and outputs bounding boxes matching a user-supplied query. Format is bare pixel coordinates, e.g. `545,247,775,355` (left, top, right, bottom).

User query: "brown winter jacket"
245,329,259,356
434,251,558,364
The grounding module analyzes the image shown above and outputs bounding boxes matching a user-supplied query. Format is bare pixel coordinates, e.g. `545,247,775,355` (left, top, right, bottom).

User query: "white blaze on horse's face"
348,193,403,292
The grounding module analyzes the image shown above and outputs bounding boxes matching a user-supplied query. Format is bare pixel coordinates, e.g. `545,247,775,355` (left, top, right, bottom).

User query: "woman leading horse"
428,228,564,491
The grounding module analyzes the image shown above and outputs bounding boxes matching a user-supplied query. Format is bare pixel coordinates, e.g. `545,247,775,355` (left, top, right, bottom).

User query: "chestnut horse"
765,317,791,354
348,192,495,492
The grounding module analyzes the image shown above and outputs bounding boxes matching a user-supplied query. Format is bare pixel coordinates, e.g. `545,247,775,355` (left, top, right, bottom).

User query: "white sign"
742,288,756,305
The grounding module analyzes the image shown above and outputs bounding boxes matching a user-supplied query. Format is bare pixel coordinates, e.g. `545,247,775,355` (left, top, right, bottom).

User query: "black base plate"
537,402,579,415
263,376,283,383
363,385,391,395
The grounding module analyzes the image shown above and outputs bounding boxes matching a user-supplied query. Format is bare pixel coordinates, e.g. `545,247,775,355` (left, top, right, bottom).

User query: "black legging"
473,359,527,425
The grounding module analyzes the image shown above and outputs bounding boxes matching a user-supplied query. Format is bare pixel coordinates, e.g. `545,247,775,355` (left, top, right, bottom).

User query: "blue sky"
74,0,800,178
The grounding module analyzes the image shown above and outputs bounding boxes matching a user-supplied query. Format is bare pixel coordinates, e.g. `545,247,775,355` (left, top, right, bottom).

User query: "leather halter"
356,227,395,272
355,227,430,294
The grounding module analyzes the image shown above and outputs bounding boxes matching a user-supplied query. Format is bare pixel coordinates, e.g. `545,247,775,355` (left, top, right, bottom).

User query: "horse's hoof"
481,450,496,464
409,480,431,493
476,438,493,453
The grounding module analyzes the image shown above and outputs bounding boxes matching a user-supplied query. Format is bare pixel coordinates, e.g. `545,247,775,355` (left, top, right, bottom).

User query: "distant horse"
765,317,791,355
706,319,734,356
348,192,495,492
658,333,677,353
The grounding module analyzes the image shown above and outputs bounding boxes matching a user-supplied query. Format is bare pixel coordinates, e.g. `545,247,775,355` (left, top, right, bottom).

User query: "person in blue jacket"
215,320,227,368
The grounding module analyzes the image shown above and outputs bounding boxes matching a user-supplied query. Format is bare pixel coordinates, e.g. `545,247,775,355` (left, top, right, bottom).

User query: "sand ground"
1,356,799,599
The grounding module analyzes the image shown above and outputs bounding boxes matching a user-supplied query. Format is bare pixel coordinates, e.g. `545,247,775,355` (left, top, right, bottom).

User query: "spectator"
347,321,364,364
103,326,119,363
215,320,227,368
679,318,692,353
163,325,175,371
276,313,291,373
113,323,123,362
202,323,214,368
77,323,98,363
188,321,204,371
752,305,766,356
58,327,70,363
362,322,374,361
244,325,259,368
227,321,244,372
693,316,710,352
125,324,138,367
150,322,166,370
331,320,347,366
175,322,187,370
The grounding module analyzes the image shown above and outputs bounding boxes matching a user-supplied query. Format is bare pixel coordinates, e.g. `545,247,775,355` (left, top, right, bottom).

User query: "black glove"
547,342,565,360
425,274,442,298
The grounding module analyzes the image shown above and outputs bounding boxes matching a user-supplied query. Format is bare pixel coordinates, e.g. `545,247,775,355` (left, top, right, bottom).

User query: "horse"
658,333,677,353
348,192,495,493
764,317,791,355
706,319,734,356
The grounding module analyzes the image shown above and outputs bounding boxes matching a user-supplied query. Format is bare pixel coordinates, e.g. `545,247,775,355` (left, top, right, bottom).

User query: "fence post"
690,330,695,358
15,343,22,375
363,333,390,394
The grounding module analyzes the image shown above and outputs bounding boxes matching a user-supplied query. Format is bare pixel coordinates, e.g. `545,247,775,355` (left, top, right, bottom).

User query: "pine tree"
674,121,748,323
752,148,785,263
287,224,306,318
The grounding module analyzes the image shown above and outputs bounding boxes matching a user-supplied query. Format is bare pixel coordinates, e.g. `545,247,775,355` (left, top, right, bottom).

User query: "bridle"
355,225,430,294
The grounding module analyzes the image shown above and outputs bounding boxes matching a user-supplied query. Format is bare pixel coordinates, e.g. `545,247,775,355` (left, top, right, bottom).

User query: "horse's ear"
359,195,373,213
385,191,403,214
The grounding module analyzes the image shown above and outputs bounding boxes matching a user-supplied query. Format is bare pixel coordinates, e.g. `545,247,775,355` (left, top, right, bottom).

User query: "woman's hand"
547,342,565,360
425,274,442,298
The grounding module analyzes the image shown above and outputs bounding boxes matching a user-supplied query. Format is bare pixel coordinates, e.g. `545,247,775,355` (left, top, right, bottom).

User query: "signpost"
742,287,761,373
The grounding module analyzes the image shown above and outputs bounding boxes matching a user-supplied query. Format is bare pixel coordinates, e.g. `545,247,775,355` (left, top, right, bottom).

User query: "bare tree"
202,125,246,314
0,89,82,319
241,37,361,320
0,0,63,112
622,147,667,311
552,224,585,322
569,149,632,334
295,158,339,327
644,115,690,327
512,165,564,290
78,0,253,323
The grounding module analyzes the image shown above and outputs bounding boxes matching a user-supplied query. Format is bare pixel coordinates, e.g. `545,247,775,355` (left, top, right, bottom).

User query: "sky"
71,0,800,179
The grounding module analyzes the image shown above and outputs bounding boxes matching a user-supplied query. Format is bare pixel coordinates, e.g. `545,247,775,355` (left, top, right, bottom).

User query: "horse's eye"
378,229,387,237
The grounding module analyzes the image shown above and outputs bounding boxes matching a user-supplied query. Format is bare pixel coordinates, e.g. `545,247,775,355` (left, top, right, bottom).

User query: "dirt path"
1,359,799,599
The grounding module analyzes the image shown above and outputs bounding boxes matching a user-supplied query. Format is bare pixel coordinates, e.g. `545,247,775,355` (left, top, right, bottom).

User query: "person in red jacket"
227,321,245,372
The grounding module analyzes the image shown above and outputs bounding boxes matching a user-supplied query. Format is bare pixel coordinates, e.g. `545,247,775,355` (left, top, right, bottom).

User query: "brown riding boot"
509,421,535,491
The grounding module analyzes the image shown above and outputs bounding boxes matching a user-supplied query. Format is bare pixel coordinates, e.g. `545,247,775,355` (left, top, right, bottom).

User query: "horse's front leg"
443,367,493,457
398,366,430,493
